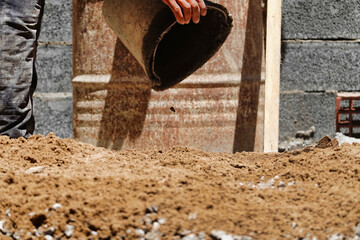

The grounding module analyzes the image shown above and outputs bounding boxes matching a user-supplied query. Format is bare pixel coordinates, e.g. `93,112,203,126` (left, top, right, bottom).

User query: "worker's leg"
0,0,45,138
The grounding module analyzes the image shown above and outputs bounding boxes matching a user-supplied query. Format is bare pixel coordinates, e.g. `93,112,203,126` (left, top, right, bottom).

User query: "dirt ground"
0,134,359,240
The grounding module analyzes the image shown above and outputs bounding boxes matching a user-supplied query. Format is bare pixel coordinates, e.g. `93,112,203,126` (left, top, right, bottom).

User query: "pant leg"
0,0,44,138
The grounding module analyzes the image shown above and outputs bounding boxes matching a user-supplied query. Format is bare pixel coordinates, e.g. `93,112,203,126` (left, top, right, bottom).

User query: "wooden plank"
264,0,282,152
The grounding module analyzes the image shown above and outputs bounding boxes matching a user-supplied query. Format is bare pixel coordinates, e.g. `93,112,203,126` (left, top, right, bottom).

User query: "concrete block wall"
35,0,73,138
280,0,360,142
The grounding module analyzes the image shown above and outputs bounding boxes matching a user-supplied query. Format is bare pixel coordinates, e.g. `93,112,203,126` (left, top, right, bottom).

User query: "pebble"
64,224,75,238
180,230,191,237
144,231,160,240
152,222,160,231
135,229,145,236
5,209,11,217
44,235,53,240
277,181,286,188
211,230,232,240
51,203,62,211
182,233,198,240
44,227,55,236
0,220,6,233
91,231,98,236
25,166,45,174
237,237,252,240
34,229,41,237
146,205,158,214
328,234,343,240
158,218,166,225
211,230,252,240
13,231,22,239
145,217,152,226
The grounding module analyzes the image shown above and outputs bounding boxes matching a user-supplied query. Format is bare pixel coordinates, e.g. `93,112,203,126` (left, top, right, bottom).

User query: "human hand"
162,0,207,24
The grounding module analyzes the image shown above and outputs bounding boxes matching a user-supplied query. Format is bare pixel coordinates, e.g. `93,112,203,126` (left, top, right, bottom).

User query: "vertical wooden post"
264,0,282,152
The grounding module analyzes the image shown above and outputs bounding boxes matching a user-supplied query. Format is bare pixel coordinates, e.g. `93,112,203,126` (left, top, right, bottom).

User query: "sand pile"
0,134,359,239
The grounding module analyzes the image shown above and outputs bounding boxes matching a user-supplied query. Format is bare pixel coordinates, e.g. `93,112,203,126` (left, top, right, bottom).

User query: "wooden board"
264,0,282,152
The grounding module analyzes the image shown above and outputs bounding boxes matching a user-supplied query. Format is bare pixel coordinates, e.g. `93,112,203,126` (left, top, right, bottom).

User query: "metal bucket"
102,0,233,90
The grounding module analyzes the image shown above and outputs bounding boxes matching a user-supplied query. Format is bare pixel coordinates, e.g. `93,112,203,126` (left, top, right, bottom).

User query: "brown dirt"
0,134,359,239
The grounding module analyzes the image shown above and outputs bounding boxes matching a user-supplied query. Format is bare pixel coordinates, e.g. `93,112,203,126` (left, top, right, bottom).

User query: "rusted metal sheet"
73,0,266,152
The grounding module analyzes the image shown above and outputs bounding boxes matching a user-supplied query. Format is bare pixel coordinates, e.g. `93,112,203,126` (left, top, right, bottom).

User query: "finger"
167,0,186,24
176,0,192,24
196,0,207,16
187,0,200,23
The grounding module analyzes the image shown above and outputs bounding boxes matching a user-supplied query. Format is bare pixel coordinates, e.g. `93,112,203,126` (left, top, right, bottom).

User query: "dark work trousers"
0,0,44,138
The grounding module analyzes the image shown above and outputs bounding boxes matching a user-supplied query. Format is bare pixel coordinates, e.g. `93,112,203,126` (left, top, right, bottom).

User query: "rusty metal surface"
73,0,266,152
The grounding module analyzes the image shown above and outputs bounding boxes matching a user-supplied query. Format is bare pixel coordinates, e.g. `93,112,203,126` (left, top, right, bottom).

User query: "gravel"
335,133,360,146
1,202,360,239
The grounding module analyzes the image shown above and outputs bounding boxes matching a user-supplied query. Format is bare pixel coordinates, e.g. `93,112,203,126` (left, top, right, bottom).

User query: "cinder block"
282,0,360,39
36,44,73,93
39,0,72,42
33,94,73,138
279,92,336,141
281,42,360,92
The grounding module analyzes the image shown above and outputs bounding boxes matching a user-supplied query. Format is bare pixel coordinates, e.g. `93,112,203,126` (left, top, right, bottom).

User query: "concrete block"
33,93,73,139
36,44,73,93
39,0,72,42
279,92,336,141
281,42,360,92
282,0,360,39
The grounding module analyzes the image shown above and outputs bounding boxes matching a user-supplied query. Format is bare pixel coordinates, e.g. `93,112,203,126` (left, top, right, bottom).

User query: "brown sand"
0,134,359,239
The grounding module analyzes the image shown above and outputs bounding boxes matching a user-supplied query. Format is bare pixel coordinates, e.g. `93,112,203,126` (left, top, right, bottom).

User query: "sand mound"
0,134,359,239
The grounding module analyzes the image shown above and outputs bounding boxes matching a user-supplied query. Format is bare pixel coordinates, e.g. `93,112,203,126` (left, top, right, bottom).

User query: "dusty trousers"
0,0,44,138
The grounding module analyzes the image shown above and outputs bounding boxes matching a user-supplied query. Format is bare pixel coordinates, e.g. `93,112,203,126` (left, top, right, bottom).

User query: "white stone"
135,228,145,236
5,209,11,217
152,222,160,231
0,220,6,232
44,235,53,240
25,166,45,174
158,218,166,224
278,181,286,188
51,203,62,210
64,224,75,238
